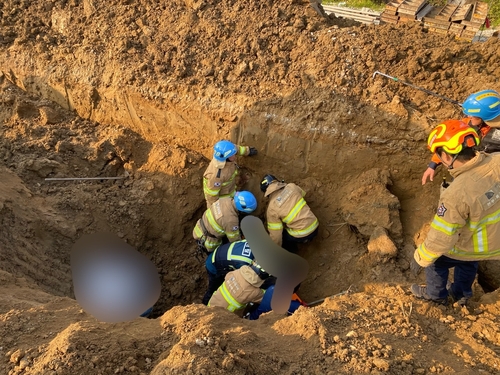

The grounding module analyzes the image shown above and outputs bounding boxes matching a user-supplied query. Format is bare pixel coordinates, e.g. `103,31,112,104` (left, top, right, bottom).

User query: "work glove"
410,257,423,276
249,147,258,156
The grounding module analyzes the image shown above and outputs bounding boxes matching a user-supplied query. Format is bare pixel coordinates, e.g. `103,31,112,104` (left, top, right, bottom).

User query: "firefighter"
260,174,319,252
422,89,500,185
203,140,257,208
202,239,255,305
411,119,500,307
208,262,269,313
193,191,257,253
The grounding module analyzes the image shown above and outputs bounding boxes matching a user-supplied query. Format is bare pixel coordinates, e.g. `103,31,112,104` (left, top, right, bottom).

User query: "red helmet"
427,120,480,154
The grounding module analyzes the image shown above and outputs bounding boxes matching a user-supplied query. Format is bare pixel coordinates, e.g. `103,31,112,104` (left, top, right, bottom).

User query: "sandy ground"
1,0,500,374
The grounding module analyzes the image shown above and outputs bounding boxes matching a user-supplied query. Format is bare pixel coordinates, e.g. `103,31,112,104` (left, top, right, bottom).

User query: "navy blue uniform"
202,240,254,305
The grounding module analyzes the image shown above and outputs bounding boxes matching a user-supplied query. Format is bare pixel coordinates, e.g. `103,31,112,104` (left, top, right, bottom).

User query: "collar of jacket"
239,265,265,287
264,181,287,197
449,152,485,178
212,157,227,169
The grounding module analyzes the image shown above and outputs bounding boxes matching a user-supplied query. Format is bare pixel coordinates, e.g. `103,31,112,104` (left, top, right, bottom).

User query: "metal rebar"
306,285,354,307
372,71,462,106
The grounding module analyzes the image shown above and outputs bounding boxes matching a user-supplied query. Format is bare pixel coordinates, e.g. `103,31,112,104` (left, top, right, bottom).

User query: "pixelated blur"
241,216,309,314
71,233,161,323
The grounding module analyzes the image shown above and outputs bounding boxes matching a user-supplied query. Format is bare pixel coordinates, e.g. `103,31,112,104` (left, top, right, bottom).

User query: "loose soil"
1,0,500,374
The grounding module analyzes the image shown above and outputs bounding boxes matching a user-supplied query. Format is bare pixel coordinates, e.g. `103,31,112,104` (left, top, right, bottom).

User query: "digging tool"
372,71,462,106
305,285,354,307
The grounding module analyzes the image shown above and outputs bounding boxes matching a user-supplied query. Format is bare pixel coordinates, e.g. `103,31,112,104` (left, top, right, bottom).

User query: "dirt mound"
1,0,500,374
2,0,500,129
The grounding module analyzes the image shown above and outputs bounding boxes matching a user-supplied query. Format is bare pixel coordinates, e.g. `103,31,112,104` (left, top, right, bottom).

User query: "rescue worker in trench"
202,239,255,305
410,119,500,307
203,140,258,208
422,89,500,185
193,191,257,253
208,261,269,313
260,174,319,252
207,260,305,319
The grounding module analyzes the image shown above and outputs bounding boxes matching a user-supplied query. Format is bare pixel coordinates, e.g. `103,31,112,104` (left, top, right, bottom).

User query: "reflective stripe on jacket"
211,240,254,273
265,183,319,246
203,145,250,207
193,197,241,251
415,152,500,267
208,265,265,312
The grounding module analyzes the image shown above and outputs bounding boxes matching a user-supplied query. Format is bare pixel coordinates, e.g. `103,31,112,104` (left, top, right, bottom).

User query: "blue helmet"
213,140,237,162
462,90,500,121
234,191,257,213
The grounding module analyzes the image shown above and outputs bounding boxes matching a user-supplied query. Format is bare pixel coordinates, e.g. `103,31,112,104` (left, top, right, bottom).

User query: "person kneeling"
208,262,269,313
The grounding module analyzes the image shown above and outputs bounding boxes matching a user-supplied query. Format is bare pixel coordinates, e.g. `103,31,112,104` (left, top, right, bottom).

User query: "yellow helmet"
427,120,480,154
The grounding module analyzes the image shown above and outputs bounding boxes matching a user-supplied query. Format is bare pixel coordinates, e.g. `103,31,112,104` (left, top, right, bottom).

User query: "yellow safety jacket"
265,182,319,246
193,197,242,252
203,145,250,208
208,265,265,312
414,152,500,267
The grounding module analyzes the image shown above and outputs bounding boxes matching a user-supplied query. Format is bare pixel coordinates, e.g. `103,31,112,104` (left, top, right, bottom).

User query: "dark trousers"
202,269,224,305
282,227,319,253
425,256,478,300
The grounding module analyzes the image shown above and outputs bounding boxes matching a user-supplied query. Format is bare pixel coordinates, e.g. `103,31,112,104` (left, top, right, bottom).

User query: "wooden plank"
330,9,379,17
461,28,479,37
399,15,416,22
428,27,449,35
385,0,405,12
422,5,444,20
473,1,489,14
398,9,419,16
449,23,465,32
328,10,379,21
380,16,399,24
322,5,381,25
425,21,451,30
380,12,400,21
451,4,472,22
434,4,459,21
471,1,488,24
385,5,401,12
322,5,381,16
423,17,451,26
448,25,464,37
461,20,484,27
397,0,427,15
382,9,398,16
325,1,491,37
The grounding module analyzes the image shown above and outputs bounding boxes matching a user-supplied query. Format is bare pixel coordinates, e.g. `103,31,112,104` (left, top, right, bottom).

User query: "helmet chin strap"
448,154,458,169
447,154,459,170
437,152,458,170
